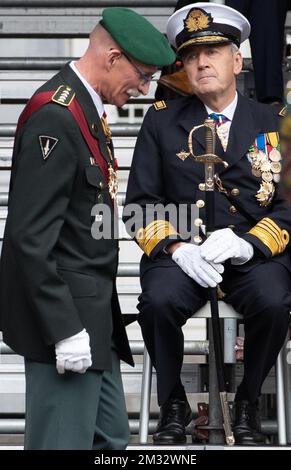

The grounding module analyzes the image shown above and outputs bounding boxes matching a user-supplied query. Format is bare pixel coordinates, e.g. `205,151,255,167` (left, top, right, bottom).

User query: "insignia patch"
153,100,167,111
278,105,287,117
176,149,190,161
52,85,75,107
39,135,59,160
184,8,212,32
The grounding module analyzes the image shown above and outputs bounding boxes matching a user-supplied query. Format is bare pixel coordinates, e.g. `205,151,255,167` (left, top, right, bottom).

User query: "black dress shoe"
233,400,265,446
153,398,192,445
247,402,265,443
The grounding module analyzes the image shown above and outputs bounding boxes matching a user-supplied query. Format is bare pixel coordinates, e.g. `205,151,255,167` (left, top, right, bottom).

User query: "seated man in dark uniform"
124,2,291,446
156,0,288,105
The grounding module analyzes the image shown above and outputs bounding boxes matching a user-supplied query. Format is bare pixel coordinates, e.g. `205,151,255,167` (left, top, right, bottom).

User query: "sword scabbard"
220,392,235,446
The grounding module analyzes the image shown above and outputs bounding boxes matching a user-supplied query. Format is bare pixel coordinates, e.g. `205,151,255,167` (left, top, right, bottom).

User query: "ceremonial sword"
187,118,235,446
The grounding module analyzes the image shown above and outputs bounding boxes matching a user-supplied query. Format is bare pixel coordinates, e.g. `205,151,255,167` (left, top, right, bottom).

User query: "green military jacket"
0,64,133,369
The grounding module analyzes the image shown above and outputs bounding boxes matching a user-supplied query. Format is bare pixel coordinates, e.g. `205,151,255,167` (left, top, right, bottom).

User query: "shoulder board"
52,85,75,107
153,100,167,111
278,105,287,117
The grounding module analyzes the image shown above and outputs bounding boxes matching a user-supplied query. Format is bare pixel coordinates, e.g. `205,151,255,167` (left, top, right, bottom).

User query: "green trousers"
24,347,129,450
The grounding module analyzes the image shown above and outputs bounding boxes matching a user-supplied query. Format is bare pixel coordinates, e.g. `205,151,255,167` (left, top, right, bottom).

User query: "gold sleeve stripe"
142,221,167,239
261,218,288,245
136,220,178,256
248,217,289,256
258,221,282,247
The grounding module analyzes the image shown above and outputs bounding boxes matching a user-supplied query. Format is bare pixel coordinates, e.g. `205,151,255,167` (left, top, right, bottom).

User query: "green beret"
101,7,176,67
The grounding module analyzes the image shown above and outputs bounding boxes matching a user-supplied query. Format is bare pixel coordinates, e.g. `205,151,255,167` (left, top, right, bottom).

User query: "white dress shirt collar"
205,92,238,122
69,61,105,118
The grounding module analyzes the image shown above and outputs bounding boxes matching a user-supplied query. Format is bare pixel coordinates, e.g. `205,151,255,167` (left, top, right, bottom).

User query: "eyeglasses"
122,52,154,86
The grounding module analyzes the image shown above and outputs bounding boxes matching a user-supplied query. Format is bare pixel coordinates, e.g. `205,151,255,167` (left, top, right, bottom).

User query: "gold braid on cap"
248,217,289,256
136,220,178,257
177,36,229,53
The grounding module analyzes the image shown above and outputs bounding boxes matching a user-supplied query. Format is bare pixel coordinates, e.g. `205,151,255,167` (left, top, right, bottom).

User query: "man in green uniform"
0,7,175,450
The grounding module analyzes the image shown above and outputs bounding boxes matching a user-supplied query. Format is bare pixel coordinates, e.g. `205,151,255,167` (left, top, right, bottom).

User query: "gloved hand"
55,328,92,374
172,243,224,288
200,228,254,265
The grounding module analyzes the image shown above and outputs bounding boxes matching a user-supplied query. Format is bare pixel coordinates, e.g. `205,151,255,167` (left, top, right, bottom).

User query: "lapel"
59,63,111,165
222,93,260,171
179,96,208,152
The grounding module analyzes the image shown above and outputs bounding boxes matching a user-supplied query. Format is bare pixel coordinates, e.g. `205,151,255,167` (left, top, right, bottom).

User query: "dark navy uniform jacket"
124,93,291,276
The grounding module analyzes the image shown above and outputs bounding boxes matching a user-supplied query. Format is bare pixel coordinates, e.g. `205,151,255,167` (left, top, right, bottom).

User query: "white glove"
200,228,254,265
172,243,224,288
55,328,92,374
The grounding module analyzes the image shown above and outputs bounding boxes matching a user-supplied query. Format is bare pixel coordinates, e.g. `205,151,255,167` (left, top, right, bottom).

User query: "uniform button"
196,199,205,208
136,228,144,240
194,218,203,227
98,181,104,189
97,194,103,203
91,123,98,136
198,183,206,191
229,205,237,214
231,188,240,197
228,225,235,230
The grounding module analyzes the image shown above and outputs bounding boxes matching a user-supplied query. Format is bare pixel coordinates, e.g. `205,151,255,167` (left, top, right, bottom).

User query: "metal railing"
0,58,73,70
0,1,176,7
0,124,140,138
0,339,209,356
0,419,278,435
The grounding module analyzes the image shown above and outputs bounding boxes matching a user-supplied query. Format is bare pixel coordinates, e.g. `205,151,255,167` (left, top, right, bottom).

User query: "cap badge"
184,8,212,33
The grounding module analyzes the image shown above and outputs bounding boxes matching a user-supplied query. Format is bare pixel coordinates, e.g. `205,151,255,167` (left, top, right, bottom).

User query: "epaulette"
278,105,287,117
52,85,75,107
153,100,167,111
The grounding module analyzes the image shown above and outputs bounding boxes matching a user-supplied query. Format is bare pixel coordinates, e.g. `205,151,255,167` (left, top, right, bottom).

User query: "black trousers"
226,0,288,103
138,259,291,405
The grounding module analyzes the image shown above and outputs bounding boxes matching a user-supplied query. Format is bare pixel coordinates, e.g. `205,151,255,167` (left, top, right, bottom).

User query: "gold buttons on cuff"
230,188,240,197
198,183,206,191
229,205,237,214
136,228,144,240
196,199,205,208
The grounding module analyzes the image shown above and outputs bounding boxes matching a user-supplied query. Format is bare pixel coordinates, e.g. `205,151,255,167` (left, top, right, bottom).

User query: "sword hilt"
188,118,228,168
205,118,216,155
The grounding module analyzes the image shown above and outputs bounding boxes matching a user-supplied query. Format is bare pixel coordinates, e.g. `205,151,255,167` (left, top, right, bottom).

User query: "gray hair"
230,43,239,54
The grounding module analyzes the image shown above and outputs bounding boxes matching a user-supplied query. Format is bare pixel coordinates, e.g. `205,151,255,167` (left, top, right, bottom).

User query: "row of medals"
101,118,118,201
248,145,282,207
